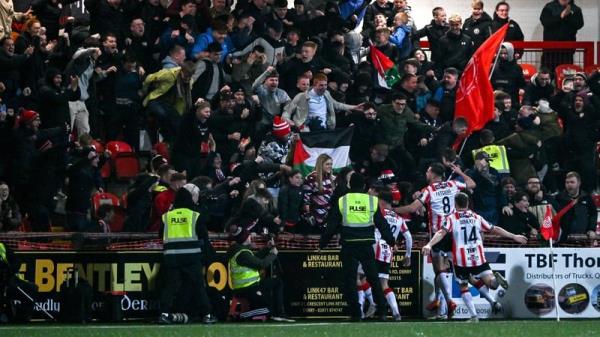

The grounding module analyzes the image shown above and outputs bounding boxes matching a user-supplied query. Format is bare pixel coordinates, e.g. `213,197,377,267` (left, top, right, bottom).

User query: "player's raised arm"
421,228,448,255
490,226,528,245
394,198,422,215
449,163,476,190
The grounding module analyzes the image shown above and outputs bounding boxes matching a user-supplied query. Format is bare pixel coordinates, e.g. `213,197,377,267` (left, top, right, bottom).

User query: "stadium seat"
519,63,537,82
92,192,120,216
106,141,140,180
555,64,583,89
91,140,112,179
153,142,170,161
584,64,600,76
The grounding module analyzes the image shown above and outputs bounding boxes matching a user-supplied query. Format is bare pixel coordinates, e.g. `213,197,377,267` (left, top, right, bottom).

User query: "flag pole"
488,26,508,79
549,238,560,322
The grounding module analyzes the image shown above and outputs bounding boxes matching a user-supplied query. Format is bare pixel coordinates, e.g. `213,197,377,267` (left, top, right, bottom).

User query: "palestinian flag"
370,45,400,89
292,128,353,176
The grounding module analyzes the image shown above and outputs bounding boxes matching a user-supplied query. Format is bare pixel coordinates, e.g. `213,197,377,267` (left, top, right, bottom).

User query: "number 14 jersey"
444,210,493,267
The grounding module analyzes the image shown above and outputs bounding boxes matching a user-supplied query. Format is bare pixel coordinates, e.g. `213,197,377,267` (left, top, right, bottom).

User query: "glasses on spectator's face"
393,100,406,106
528,180,540,185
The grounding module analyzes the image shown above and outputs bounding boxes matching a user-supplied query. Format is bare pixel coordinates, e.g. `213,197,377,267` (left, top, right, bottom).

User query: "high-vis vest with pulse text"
162,208,202,255
0,243,7,264
472,145,510,174
339,193,378,228
228,249,261,290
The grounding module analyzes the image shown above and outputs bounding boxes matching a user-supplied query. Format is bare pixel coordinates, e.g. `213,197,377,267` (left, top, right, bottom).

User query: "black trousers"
233,278,285,317
340,243,386,319
159,260,212,317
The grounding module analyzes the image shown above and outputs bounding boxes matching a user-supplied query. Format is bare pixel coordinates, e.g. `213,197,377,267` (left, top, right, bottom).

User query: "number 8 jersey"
443,210,493,267
418,180,466,233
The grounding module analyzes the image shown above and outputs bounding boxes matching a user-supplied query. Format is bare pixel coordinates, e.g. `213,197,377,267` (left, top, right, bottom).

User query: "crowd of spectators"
0,0,598,244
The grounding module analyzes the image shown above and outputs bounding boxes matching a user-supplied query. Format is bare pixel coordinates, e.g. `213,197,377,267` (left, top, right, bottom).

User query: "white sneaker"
271,316,296,322
465,317,479,323
365,304,377,318
494,272,509,289
393,314,401,321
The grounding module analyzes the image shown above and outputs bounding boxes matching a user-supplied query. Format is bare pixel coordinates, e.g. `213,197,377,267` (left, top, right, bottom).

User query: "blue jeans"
147,100,181,142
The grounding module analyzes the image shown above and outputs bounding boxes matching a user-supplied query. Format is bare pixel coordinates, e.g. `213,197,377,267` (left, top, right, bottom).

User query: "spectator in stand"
560,92,599,192
302,153,335,232
363,0,394,36
522,68,555,106
65,148,104,232
159,14,197,59
437,14,473,73
95,204,114,233
463,0,492,50
0,181,21,232
389,12,412,62
143,60,195,142
392,74,418,112
525,176,558,227
484,103,511,141
85,0,127,42
0,1,31,40
491,42,526,107
192,21,231,63
491,2,524,58
392,0,416,30
277,169,304,232
358,144,402,186
0,37,34,106
125,18,158,73
429,67,459,123
348,103,382,165
413,7,448,65
37,68,80,129
123,174,159,232
411,49,435,77
277,41,328,93
162,45,186,70
498,191,539,238
540,0,584,71
466,152,501,224
496,115,542,187
172,99,216,178
378,92,434,179
495,91,518,132
150,172,187,232
284,73,362,131
555,171,597,242
257,116,293,199
191,42,227,101
231,45,268,95
252,66,291,134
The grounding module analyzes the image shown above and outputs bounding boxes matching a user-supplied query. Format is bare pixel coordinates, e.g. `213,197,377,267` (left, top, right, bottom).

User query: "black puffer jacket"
540,0,584,41
437,31,473,72
463,12,493,49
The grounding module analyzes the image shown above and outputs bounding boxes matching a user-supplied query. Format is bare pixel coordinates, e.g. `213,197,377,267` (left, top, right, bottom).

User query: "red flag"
540,206,559,241
454,23,509,135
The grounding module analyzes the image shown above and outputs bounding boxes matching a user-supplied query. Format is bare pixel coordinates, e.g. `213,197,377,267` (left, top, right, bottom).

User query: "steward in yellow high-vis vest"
320,174,395,321
158,185,216,325
226,220,293,321
472,144,510,174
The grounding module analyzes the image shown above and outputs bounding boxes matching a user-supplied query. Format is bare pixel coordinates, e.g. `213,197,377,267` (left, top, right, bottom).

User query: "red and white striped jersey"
374,209,409,263
418,180,466,233
443,210,493,267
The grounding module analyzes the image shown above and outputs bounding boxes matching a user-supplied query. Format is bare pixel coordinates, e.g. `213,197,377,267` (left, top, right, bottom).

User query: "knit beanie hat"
229,224,251,244
19,109,40,125
272,116,291,138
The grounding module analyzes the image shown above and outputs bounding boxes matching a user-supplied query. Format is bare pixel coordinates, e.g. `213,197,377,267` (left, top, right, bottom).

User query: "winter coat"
37,68,81,128
463,12,493,49
540,0,584,41
555,190,597,241
437,31,473,72
496,130,540,186
377,104,433,150
523,73,555,106
413,20,448,63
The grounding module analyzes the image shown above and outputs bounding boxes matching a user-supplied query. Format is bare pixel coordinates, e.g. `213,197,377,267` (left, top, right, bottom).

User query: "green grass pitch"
1,321,599,337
